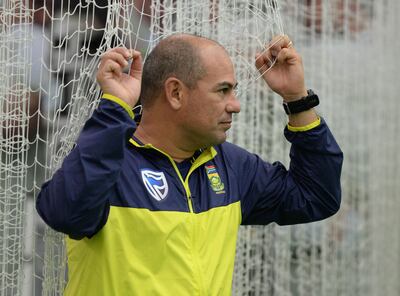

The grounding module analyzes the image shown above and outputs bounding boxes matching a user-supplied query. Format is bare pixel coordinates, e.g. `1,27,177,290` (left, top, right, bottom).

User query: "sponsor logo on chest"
141,169,169,201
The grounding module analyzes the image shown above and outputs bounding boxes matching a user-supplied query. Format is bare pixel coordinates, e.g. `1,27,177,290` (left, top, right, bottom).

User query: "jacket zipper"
128,139,216,295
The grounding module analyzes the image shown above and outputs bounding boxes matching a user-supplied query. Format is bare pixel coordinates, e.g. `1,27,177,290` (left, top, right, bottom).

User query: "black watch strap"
283,89,319,115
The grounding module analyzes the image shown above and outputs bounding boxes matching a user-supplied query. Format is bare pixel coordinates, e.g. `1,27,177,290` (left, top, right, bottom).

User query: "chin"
196,131,227,149
209,133,227,146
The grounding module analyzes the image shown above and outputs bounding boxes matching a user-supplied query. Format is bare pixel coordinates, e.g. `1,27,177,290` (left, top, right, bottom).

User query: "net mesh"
0,0,399,295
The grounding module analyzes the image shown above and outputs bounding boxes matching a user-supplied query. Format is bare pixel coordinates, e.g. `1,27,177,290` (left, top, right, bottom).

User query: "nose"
226,94,241,113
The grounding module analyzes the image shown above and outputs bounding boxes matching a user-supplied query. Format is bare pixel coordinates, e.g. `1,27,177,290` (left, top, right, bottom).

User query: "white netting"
0,1,151,295
0,0,399,295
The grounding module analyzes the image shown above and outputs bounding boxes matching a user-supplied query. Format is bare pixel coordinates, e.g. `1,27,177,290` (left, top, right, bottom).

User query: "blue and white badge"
141,170,169,201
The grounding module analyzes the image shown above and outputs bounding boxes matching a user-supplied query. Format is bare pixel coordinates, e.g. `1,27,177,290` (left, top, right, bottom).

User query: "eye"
218,88,229,94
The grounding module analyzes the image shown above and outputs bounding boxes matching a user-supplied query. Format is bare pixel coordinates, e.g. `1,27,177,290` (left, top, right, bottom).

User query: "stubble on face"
180,44,239,148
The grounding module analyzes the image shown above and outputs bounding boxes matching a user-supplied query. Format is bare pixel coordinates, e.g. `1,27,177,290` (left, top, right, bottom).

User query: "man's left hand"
255,35,307,101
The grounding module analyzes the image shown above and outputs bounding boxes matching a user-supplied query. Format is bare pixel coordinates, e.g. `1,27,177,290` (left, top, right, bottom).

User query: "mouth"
219,121,232,128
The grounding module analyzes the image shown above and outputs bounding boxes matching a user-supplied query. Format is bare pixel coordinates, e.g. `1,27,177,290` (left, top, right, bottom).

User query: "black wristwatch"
282,89,319,115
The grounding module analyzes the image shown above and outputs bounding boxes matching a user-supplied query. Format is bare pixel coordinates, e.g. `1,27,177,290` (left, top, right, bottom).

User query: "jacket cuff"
287,117,321,132
102,93,134,119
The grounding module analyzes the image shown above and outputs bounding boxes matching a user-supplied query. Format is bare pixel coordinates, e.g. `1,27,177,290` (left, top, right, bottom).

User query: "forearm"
36,98,135,239
241,118,343,226
283,119,343,222
288,109,318,127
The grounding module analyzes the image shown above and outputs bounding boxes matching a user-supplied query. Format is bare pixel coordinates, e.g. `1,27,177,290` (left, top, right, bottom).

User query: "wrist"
282,89,319,115
288,114,320,132
102,93,135,119
288,109,318,127
282,89,308,102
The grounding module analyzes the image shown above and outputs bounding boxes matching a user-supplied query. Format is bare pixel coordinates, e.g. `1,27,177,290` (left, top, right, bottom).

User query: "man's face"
180,45,241,148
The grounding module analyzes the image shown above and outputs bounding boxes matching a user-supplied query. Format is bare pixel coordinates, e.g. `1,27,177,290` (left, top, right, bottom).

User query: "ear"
164,77,186,110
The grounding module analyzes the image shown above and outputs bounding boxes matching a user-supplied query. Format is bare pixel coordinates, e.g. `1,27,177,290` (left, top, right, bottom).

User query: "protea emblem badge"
205,165,225,194
141,170,169,201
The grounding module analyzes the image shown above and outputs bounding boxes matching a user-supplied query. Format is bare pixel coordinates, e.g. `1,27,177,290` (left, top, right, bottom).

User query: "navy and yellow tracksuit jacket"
36,95,343,295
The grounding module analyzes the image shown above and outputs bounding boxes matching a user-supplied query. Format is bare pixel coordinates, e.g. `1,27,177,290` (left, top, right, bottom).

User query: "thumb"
129,51,143,81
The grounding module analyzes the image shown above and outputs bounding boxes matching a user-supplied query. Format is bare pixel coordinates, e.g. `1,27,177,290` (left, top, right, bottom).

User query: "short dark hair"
140,34,210,107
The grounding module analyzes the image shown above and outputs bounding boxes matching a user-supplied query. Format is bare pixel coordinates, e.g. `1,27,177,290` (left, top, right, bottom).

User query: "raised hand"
255,35,307,101
96,48,143,107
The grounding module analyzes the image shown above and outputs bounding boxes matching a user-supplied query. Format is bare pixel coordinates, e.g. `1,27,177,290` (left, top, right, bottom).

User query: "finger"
102,60,123,77
102,47,133,60
256,46,275,68
257,36,287,69
271,34,291,47
268,34,292,56
276,48,298,65
129,50,143,80
268,35,284,57
100,51,129,69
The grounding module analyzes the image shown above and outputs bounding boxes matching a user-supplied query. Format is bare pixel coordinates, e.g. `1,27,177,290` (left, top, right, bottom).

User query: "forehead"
198,45,236,84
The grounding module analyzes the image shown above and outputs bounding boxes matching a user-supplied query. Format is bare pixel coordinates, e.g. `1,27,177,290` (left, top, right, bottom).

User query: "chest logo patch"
141,170,169,201
205,165,225,194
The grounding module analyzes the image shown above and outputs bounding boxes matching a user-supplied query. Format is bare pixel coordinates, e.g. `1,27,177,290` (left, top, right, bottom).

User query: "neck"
134,112,196,163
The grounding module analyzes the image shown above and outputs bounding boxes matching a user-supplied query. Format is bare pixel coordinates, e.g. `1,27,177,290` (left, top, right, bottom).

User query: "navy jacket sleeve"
231,119,343,225
36,99,135,239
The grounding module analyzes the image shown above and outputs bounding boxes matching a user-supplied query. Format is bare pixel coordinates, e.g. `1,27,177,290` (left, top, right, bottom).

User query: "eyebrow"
215,81,239,89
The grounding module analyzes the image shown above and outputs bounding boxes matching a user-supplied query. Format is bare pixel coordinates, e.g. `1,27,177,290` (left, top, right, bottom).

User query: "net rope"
0,0,399,295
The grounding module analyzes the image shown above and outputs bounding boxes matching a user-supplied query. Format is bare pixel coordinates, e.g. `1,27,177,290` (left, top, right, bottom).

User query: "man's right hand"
96,48,142,107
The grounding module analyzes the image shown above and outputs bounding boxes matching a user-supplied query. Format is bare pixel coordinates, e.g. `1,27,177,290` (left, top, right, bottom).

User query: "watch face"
307,94,320,108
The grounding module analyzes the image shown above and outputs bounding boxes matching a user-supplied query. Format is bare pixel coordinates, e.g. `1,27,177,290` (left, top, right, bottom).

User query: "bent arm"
238,118,343,225
36,98,135,239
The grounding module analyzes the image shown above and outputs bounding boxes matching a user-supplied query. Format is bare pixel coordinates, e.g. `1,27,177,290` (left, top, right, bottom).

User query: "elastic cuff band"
102,93,134,119
287,117,321,132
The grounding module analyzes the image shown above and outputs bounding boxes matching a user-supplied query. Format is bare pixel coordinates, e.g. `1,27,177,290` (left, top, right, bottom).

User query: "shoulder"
213,141,262,171
214,141,253,158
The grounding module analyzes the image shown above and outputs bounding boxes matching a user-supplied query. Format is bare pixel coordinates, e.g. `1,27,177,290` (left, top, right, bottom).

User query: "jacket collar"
128,137,218,169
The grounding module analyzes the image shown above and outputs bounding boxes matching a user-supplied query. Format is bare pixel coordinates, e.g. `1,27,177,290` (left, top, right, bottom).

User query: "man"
36,34,343,295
